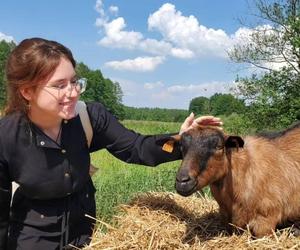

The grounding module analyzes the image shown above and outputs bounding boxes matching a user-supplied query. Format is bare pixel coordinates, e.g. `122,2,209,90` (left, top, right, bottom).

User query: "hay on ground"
84,192,300,249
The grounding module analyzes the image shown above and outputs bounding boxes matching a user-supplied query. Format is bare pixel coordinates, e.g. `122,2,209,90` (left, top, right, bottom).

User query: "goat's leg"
248,215,278,237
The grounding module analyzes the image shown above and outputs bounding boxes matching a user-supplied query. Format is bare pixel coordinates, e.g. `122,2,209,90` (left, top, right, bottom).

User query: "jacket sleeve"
87,102,182,166
0,147,11,250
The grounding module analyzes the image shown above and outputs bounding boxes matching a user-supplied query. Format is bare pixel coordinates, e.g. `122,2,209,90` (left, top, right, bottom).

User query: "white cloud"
144,81,164,90
171,47,194,59
109,6,119,15
230,25,297,71
95,0,104,14
98,17,143,49
0,32,14,42
104,56,165,72
139,38,172,56
94,2,267,64
94,1,238,67
95,2,273,74
148,3,233,59
97,17,172,56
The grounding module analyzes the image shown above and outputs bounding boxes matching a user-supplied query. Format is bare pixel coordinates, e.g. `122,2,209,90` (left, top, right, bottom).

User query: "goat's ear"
225,136,244,149
156,134,181,153
171,134,181,141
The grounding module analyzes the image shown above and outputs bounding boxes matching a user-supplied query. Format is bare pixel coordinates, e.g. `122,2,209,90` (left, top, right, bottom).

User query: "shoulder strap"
75,101,99,176
75,100,93,148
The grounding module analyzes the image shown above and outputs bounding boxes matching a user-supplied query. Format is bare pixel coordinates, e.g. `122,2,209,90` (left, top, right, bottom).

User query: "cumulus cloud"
95,0,108,28
171,47,194,59
95,2,241,61
109,6,119,15
104,56,165,72
148,3,233,58
0,32,14,42
98,17,143,49
144,81,164,90
230,25,296,71
94,1,262,72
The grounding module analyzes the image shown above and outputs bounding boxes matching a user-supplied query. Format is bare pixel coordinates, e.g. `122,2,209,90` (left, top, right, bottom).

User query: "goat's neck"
229,148,250,176
224,148,250,196
210,149,249,221
211,149,249,198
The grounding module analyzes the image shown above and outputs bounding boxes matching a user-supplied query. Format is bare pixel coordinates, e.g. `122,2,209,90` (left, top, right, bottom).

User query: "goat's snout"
175,168,198,197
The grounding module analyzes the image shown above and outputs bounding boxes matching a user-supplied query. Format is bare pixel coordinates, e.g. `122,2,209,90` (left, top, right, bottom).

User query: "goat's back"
233,124,300,222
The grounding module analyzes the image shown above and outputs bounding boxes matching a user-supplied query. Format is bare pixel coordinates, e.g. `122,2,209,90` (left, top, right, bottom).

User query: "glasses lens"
78,78,87,94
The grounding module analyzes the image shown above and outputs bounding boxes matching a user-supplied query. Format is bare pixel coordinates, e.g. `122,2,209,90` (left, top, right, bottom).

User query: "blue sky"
0,0,260,109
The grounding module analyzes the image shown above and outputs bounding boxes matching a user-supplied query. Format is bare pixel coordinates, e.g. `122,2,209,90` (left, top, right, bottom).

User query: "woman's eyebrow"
49,75,77,82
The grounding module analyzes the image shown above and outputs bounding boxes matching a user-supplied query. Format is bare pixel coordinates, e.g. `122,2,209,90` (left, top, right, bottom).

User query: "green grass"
91,120,182,221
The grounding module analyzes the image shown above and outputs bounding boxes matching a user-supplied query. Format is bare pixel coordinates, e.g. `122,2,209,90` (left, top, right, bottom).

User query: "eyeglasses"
44,78,87,94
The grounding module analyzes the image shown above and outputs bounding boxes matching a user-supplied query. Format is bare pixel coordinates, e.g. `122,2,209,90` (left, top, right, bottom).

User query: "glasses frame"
43,78,87,94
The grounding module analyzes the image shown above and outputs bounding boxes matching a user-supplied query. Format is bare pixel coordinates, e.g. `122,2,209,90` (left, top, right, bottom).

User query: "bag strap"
75,100,93,148
75,101,99,176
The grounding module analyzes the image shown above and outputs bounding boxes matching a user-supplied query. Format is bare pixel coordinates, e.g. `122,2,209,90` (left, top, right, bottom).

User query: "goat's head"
174,126,244,197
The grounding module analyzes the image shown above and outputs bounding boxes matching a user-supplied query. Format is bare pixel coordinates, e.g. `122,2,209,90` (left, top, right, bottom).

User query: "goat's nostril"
176,175,192,183
176,168,193,183
181,176,191,182
175,174,197,197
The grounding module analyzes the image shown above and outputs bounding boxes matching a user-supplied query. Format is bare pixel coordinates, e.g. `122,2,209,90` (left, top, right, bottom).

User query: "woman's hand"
179,112,223,135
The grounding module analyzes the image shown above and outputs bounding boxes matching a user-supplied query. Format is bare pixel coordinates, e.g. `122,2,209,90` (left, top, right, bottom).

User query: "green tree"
229,0,300,130
189,96,210,115
209,93,246,116
229,0,300,73
76,62,125,119
235,69,300,130
0,40,15,110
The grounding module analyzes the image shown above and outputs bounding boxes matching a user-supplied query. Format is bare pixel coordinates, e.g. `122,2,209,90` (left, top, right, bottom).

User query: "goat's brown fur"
175,123,300,237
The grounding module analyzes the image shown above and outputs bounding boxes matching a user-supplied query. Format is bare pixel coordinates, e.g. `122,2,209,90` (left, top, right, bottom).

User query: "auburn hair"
5,37,76,115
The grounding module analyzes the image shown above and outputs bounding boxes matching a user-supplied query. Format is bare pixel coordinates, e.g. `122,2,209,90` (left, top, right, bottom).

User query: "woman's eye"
53,83,66,89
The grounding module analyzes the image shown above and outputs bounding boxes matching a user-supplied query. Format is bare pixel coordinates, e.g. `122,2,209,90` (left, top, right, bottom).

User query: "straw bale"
83,192,300,250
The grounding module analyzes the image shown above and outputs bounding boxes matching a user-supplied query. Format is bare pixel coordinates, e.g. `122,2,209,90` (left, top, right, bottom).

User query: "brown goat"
174,123,300,237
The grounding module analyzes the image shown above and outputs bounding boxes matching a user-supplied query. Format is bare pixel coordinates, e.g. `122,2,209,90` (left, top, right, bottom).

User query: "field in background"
91,117,253,221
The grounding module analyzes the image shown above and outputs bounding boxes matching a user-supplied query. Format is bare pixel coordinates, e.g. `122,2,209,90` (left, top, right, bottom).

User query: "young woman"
0,37,222,249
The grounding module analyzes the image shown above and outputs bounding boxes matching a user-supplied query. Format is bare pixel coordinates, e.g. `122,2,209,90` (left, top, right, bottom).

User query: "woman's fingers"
179,112,195,134
192,116,223,130
194,116,221,124
180,114,223,135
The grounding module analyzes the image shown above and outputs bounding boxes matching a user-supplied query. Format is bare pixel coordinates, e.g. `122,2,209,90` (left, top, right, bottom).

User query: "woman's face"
25,57,80,121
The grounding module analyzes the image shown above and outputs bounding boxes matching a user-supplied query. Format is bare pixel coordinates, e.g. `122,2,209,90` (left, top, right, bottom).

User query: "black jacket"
0,102,181,248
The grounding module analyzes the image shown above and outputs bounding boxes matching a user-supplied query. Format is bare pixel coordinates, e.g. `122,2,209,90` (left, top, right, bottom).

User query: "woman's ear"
19,86,34,101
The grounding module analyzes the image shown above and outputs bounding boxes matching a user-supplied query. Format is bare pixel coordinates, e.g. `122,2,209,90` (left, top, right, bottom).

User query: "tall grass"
91,120,182,221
